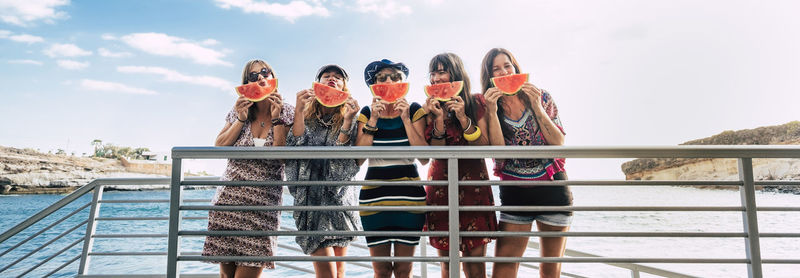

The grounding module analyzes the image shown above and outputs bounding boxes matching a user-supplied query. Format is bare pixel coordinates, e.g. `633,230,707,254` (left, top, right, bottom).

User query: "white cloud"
117,65,234,92
214,0,329,22
56,59,89,70
201,38,219,46
0,0,70,26
43,43,92,57
101,33,116,40
79,79,157,95
120,33,231,66
8,59,43,65
0,29,9,38
354,0,411,18
9,33,44,43
98,48,132,58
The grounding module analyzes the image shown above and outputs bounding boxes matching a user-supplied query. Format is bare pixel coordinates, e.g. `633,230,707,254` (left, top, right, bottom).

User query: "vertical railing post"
738,158,763,278
78,184,103,275
167,157,183,278
420,236,428,278
447,158,460,278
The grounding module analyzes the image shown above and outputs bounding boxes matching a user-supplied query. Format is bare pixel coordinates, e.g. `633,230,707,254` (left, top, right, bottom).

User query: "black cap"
316,64,349,82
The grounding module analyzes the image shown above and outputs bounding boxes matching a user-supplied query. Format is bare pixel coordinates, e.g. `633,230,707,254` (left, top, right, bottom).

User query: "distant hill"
621,121,800,193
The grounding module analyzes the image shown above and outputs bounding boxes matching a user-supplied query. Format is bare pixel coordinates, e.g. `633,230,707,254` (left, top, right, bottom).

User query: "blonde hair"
304,68,349,131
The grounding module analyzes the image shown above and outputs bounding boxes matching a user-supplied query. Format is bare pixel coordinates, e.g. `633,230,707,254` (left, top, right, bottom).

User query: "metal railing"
1,145,799,277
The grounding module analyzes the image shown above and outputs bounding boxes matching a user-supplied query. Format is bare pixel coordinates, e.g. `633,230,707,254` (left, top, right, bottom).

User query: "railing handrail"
172,145,800,159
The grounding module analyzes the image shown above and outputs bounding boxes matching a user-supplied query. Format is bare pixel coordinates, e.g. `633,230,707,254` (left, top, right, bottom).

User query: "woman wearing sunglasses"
423,53,497,278
356,59,428,278
202,59,294,278
481,48,572,278
285,64,361,278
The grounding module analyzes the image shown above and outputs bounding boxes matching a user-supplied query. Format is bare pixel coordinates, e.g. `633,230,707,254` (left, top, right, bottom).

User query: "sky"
1,0,799,179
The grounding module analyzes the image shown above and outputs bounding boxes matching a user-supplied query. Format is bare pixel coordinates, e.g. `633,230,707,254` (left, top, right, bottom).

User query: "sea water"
1,186,798,278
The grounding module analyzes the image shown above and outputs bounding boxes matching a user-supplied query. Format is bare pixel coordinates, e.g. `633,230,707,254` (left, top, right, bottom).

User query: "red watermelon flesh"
313,82,350,107
424,81,464,101
235,79,278,102
491,73,529,95
370,82,409,103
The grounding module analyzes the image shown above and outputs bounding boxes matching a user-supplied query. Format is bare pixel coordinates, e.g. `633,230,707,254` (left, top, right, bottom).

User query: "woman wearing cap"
203,59,294,278
285,64,361,278
423,53,497,278
482,48,572,278
356,59,427,278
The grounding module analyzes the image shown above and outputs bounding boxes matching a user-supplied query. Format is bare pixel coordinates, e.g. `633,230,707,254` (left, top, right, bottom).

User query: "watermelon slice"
369,82,409,103
491,73,528,95
424,81,464,101
235,79,278,102
313,82,350,107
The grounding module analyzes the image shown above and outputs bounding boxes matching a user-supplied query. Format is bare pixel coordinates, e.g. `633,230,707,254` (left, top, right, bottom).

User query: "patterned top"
494,91,565,180
285,112,362,254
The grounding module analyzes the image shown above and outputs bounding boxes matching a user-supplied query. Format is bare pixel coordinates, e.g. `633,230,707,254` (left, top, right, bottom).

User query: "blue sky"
1,0,799,178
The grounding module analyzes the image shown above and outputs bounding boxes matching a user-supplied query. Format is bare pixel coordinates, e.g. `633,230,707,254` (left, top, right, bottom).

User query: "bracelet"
462,118,473,133
339,126,352,135
463,126,482,142
271,118,285,126
236,117,246,123
361,126,377,136
363,123,378,132
431,133,446,140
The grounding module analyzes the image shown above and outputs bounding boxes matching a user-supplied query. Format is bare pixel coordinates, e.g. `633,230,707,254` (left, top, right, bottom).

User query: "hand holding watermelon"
369,97,387,123
265,93,284,119
519,83,544,110
295,89,315,114
442,95,467,124
234,96,254,122
394,98,411,120
484,87,503,114
342,97,359,120
424,96,445,120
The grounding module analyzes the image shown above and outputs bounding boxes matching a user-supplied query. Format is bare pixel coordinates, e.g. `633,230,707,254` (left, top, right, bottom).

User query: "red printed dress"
424,94,498,251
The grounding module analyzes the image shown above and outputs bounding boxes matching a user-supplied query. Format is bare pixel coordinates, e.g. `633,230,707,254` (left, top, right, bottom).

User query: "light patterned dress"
285,112,361,254
202,103,294,268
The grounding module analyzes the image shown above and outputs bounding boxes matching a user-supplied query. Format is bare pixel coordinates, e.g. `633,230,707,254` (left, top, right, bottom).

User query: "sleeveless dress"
202,104,294,268
358,103,427,247
424,94,498,251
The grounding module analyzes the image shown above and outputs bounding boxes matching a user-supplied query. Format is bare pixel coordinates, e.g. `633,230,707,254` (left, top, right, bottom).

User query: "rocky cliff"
621,121,800,193
0,146,165,194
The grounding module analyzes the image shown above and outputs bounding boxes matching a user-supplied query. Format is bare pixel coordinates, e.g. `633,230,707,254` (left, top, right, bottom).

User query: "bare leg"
537,222,568,278
436,249,449,278
312,247,337,278
392,243,416,278
462,244,487,278
234,265,264,278
334,246,348,278
491,222,532,278
369,244,393,278
220,263,236,278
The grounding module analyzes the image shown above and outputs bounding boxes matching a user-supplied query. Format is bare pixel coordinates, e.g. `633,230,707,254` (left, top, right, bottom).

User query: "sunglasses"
375,72,403,82
247,68,272,83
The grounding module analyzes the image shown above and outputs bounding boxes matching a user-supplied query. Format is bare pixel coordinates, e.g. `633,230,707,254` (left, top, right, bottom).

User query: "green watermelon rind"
235,79,278,102
313,82,350,107
424,81,464,102
369,82,409,103
491,73,529,95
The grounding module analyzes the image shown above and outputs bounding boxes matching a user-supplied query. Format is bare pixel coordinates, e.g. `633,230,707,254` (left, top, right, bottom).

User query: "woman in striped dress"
356,59,428,278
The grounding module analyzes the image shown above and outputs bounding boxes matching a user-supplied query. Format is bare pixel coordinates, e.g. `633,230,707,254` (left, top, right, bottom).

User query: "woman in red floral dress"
423,53,498,278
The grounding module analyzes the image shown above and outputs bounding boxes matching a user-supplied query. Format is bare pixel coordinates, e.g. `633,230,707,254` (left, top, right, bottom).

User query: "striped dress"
358,103,427,247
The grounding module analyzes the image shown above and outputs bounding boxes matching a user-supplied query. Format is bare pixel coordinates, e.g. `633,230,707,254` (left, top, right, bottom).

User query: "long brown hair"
480,48,532,140
304,68,349,132
428,52,478,129
241,59,276,121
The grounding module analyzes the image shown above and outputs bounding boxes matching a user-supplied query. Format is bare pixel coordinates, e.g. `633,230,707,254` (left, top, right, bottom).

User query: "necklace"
260,122,265,128
316,113,333,127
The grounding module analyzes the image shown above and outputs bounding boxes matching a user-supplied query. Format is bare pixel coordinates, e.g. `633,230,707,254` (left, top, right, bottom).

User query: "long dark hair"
480,48,532,141
428,53,478,129
241,59,276,121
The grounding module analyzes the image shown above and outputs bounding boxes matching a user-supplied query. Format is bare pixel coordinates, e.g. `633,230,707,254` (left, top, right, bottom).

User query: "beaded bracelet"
361,126,377,136
271,118,285,126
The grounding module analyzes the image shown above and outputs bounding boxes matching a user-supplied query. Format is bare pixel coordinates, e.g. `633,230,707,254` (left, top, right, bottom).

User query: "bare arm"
215,96,252,146
522,84,565,145
483,88,506,146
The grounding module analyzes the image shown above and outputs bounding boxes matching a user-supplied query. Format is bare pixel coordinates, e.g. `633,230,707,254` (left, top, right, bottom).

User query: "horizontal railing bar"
759,233,800,237
88,252,167,256
180,230,449,237
754,181,800,186
180,180,744,187
172,145,800,159
95,216,208,221
0,181,96,244
98,199,211,204
77,275,218,278
90,177,218,186
459,257,749,263
92,234,168,238
43,254,81,278
0,219,87,272
757,207,800,211
19,237,84,277
178,230,747,238
179,255,447,262
0,202,90,257
761,259,800,264
459,180,743,186
179,205,744,212
181,180,444,186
